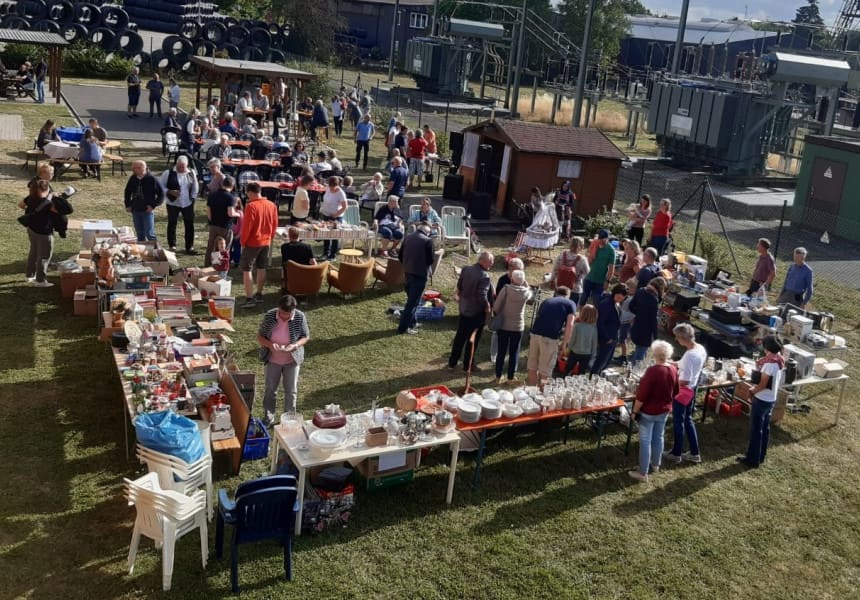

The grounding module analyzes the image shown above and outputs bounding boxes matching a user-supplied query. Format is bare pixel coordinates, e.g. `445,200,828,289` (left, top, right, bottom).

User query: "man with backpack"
549,236,590,306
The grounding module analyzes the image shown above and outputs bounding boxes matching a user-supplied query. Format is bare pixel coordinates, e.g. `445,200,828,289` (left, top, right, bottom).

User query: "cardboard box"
73,285,99,316
772,389,789,424
61,270,95,299
199,277,232,299
355,449,419,478
143,261,170,277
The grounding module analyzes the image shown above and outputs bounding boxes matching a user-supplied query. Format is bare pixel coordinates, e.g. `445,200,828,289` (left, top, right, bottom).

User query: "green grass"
0,94,858,599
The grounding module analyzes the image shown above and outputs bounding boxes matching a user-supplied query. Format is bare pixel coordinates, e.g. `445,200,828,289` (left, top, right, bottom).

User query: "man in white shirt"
311,151,332,174
160,155,200,253
236,91,254,122
168,78,180,109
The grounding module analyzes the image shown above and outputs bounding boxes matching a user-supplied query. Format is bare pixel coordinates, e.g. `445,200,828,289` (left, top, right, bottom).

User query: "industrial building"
335,0,433,62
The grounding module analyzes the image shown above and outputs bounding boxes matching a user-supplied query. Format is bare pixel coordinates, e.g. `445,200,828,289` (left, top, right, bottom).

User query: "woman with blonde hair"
618,239,642,282
629,339,678,482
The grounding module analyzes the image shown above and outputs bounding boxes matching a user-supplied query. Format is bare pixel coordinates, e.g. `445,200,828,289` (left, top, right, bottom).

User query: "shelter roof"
626,16,776,45
0,29,68,46
190,57,315,80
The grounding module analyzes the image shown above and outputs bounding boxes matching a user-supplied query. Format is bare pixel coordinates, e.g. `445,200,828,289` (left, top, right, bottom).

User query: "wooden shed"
458,119,628,218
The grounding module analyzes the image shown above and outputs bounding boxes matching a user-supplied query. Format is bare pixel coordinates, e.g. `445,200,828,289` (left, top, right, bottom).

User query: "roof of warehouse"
0,29,68,46
190,57,315,80
464,119,628,161
626,16,777,45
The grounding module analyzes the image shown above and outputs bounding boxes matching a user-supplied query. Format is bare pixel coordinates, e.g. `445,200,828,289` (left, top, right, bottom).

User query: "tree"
216,0,345,61
557,0,631,66
793,0,824,25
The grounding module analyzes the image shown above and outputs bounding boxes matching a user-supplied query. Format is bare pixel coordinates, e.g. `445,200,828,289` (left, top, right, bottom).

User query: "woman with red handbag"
664,323,707,465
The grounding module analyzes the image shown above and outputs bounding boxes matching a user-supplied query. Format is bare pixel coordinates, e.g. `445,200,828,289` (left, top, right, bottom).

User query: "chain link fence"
614,159,860,290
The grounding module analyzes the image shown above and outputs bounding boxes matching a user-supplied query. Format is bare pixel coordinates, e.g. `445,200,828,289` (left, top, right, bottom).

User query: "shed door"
805,157,846,231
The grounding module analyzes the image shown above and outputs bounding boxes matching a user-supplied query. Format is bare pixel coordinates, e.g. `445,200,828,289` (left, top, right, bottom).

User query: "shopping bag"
135,411,205,464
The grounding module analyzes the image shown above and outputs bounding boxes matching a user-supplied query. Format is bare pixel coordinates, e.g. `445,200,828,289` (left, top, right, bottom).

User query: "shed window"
409,13,429,29
557,160,582,179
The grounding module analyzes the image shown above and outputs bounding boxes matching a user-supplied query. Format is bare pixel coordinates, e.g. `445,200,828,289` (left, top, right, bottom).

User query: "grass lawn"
0,95,858,600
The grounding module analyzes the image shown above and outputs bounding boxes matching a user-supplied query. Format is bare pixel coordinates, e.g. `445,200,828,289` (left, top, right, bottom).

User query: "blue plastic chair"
215,475,299,593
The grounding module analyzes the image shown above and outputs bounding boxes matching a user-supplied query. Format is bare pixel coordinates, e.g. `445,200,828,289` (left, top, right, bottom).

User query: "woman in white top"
664,323,708,464
740,335,784,468
320,176,348,260
331,96,344,137
291,175,313,224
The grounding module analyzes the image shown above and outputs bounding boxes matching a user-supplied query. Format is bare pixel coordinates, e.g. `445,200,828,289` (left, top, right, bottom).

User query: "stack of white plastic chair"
136,443,214,522
124,472,208,592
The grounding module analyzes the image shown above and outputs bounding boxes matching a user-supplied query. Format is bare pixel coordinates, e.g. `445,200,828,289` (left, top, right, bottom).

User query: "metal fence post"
635,158,645,200
774,199,788,259
418,92,423,126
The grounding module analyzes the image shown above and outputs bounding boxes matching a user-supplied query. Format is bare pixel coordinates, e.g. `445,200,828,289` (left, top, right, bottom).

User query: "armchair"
327,258,374,297
282,260,329,297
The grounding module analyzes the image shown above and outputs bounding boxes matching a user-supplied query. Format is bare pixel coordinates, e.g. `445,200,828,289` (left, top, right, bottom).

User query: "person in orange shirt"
240,181,278,308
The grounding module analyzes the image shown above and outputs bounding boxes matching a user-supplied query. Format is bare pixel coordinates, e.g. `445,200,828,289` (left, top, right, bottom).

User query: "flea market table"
270,423,461,536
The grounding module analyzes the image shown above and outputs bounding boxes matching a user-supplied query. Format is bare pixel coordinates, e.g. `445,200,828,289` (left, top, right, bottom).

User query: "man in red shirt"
407,128,428,189
240,182,278,308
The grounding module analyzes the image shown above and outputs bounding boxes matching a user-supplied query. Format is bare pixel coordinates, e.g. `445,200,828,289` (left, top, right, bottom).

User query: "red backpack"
556,252,582,289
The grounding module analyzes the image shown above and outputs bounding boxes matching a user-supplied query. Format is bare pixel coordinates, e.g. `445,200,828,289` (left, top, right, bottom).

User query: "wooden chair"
282,260,329,297
372,256,405,289
327,258,373,297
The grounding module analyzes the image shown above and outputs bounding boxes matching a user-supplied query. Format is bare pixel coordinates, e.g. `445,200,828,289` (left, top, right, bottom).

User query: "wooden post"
195,68,202,108
55,47,63,104
530,76,537,114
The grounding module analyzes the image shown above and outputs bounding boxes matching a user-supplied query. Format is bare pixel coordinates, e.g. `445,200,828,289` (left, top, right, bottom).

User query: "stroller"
521,194,560,264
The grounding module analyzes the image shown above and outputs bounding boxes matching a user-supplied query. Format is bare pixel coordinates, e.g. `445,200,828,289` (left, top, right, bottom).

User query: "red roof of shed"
465,119,628,161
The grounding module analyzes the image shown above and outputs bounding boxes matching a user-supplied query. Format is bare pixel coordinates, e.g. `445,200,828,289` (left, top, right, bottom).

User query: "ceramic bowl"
502,403,524,419
480,399,502,420
481,388,499,402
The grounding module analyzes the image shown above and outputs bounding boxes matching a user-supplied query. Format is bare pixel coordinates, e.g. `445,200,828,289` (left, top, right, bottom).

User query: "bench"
103,153,126,176
51,159,103,182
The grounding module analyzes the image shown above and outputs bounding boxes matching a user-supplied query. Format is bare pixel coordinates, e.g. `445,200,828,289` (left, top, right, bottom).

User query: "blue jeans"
649,235,668,254
670,396,700,456
631,344,649,363
494,330,523,380
132,210,156,241
36,80,45,103
745,398,774,467
637,412,669,475
591,340,616,376
398,274,426,333
321,216,343,258
581,279,604,306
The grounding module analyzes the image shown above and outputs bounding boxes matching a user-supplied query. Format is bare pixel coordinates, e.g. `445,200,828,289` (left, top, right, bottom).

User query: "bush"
583,206,627,239
2,44,44,68
63,43,133,79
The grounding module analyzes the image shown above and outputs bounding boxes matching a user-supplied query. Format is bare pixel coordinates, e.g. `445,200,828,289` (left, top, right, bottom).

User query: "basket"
242,417,270,461
415,305,445,321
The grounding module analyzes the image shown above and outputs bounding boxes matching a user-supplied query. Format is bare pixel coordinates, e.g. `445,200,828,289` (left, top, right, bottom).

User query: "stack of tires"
123,0,216,35
176,17,290,65
0,1,150,63
1,1,291,69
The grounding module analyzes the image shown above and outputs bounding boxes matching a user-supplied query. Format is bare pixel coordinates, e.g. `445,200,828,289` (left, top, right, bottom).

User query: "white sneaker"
25,276,36,283
682,452,702,464
628,470,648,483
406,327,419,335
31,280,53,288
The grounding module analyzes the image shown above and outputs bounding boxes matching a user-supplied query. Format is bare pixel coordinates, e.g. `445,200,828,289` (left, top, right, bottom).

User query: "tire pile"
0,0,291,71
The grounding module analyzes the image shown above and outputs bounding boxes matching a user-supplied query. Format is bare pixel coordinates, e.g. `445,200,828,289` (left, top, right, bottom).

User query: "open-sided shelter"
0,29,68,104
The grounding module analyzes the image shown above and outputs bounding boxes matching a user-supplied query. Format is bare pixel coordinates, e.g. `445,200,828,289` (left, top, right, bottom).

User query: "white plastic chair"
136,444,213,522
441,205,471,257
124,472,208,592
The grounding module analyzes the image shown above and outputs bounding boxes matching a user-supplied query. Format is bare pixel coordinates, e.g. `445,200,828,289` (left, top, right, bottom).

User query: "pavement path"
62,83,165,142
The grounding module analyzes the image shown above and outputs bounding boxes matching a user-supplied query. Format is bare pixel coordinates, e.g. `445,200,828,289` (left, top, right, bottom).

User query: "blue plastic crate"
415,305,445,321
242,417,270,461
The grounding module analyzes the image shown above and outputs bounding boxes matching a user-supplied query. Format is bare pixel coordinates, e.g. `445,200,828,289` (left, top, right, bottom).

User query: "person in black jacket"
629,277,667,363
397,224,435,335
124,160,163,242
19,180,56,287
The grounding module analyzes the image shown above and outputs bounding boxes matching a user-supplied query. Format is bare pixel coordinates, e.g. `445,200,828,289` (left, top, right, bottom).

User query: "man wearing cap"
526,286,577,385
582,229,616,305
746,238,776,296
592,283,629,375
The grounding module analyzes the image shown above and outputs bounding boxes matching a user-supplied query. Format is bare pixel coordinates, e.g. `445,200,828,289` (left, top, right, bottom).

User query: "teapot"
434,410,453,428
